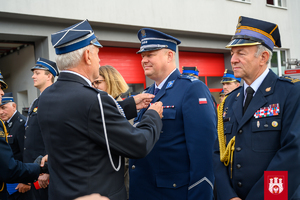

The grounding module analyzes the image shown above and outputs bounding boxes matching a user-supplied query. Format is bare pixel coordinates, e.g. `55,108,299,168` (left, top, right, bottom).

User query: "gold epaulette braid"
217,96,235,179
0,119,8,192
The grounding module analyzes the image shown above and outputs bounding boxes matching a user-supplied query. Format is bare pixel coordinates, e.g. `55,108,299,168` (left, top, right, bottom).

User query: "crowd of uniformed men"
1,15,300,200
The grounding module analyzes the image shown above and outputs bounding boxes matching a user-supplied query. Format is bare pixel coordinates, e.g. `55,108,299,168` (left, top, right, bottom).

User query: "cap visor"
92,40,103,48
226,39,261,48
0,80,8,90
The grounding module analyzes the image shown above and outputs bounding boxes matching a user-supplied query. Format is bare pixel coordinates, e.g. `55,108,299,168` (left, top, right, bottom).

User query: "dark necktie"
243,86,254,113
153,88,160,95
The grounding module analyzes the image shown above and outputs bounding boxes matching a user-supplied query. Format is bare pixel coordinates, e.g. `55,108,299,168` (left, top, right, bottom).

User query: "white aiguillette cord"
97,93,121,171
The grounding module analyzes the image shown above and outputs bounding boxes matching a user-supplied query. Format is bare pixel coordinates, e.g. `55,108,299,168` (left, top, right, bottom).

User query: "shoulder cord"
0,119,8,192
97,93,121,171
217,96,235,179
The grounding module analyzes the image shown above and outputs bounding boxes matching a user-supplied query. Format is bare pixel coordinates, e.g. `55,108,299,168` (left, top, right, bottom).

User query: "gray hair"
255,45,273,64
55,45,94,70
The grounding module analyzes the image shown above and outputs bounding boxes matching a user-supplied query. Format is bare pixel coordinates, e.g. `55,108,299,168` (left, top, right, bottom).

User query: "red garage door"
98,47,145,86
179,51,224,92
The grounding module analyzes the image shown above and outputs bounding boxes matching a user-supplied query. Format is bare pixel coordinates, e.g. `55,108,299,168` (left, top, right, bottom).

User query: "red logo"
264,171,288,200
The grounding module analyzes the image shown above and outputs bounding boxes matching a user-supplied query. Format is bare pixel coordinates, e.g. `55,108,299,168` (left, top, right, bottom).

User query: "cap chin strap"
217,96,235,179
97,93,121,171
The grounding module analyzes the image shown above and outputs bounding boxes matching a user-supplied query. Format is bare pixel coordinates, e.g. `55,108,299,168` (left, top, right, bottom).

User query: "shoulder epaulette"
279,76,300,84
179,74,199,82
225,86,242,96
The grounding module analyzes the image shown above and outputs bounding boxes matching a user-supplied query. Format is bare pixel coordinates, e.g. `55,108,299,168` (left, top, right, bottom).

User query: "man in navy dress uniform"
23,57,59,200
214,16,300,200
220,69,241,95
0,93,35,200
37,20,163,200
129,28,217,200
0,73,41,200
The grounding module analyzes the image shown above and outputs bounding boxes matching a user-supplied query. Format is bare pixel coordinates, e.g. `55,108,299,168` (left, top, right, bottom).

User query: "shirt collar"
155,68,177,89
243,67,270,97
7,110,17,123
61,70,92,87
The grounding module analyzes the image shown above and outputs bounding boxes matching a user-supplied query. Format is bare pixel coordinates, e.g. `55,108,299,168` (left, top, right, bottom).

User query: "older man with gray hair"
37,20,163,200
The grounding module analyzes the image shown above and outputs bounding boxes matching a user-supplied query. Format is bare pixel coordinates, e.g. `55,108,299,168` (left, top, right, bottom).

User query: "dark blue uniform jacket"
37,72,162,200
130,69,217,200
213,70,300,200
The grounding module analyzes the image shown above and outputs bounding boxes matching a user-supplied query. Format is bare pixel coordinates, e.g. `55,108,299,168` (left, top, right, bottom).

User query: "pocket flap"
162,109,176,120
252,118,281,132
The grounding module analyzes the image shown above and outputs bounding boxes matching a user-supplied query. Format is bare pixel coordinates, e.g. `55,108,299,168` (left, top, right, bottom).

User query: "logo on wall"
264,171,288,200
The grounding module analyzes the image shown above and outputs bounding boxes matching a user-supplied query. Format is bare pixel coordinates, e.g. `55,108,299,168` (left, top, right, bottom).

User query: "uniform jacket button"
173,183,177,187
236,164,241,169
238,130,243,134
131,165,136,169
24,147,26,150
238,182,242,187
236,147,241,152
24,136,26,139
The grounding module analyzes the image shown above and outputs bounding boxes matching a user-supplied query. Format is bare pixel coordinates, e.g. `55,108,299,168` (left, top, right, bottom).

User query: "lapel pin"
266,87,271,92
272,121,278,127
237,93,240,97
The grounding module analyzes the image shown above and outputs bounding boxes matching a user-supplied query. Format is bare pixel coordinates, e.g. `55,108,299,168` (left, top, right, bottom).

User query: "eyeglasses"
92,80,105,87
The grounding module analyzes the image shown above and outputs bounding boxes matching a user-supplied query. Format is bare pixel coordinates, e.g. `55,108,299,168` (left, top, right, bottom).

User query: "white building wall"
0,0,299,108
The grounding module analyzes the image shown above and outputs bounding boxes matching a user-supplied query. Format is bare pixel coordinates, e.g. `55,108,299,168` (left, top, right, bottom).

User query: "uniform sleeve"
118,97,137,120
0,137,40,183
182,81,217,200
88,93,162,159
246,83,300,200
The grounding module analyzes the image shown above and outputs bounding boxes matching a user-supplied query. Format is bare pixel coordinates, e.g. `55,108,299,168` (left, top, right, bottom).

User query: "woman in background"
93,65,129,101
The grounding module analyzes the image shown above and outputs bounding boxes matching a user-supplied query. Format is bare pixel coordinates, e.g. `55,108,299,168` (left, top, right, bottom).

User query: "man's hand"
230,198,242,200
148,101,163,118
15,183,31,193
38,173,50,189
75,193,110,200
133,93,155,110
40,154,48,167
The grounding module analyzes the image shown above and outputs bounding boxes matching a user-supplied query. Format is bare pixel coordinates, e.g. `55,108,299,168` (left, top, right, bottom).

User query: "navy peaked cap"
182,66,199,76
137,28,181,54
1,92,14,106
32,58,59,77
0,71,8,90
226,16,281,51
221,69,241,83
219,90,225,96
51,19,102,55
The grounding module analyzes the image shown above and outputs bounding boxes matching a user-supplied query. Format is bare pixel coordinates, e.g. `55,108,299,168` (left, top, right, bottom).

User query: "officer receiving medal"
129,28,217,200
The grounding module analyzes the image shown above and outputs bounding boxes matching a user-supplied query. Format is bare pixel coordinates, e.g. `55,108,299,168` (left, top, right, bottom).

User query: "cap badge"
266,87,271,92
141,29,146,38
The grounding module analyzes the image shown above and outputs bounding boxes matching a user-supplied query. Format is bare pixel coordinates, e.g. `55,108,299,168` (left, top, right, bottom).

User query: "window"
228,0,251,3
267,0,287,8
270,50,287,76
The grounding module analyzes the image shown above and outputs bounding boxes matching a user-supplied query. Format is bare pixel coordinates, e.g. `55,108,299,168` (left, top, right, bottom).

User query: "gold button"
173,183,176,187
132,165,136,169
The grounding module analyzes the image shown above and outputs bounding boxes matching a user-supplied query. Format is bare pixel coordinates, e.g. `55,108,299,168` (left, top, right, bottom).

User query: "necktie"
153,88,160,95
243,86,254,113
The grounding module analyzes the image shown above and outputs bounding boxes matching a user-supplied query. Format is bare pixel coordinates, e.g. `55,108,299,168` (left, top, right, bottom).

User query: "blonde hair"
99,65,129,99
